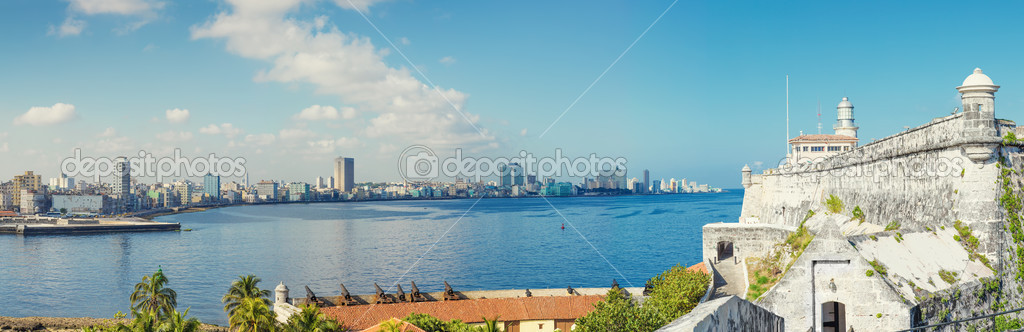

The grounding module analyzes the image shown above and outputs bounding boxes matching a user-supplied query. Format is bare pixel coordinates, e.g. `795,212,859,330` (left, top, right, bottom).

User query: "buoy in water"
561,223,565,230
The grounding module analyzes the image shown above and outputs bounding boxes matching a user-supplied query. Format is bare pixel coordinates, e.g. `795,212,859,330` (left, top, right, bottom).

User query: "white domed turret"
957,68,1000,117
275,282,289,304
741,165,752,189
834,97,858,139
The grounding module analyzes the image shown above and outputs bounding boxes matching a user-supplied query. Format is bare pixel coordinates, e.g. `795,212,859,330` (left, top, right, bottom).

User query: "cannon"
305,285,327,307
443,281,459,301
410,281,427,302
338,283,359,306
374,283,396,304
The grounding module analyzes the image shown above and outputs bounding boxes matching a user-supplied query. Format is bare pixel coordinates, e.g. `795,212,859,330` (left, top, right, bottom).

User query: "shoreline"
0,316,227,332
142,190,734,220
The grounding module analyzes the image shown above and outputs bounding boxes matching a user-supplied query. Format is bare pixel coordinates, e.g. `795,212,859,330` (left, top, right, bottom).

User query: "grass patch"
852,206,865,224
895,232,904,243
744,217,815,301
869,259,888,276
826,195,843,214
866,270,874,277
870,235,878,241
884,220,901,231
939,269,959,285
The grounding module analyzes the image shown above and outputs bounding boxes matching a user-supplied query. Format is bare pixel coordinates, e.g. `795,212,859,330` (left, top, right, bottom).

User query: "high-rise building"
328,176,335,189
113,157,130,198
333,157,354,193
315,176,324,189
643,169,650,194
651,180,661,194
257,180,278,200
203,173,220,198
13,171,41,209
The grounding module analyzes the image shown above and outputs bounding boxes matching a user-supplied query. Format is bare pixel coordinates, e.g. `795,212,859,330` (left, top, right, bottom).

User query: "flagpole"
786,75,790,156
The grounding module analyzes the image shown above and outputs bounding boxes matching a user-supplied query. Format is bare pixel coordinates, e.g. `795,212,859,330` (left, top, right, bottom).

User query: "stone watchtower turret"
834,97,859,138
275,282,289,305
958,68,1000,137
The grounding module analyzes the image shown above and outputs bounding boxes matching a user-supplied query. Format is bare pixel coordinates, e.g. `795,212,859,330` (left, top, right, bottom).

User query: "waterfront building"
48,173,74,191
288,182,310,201
19,189,47,215
328,176,335,189
333,157,355,193
315,176,324,189
12,171,41,210
651,180,661,194
257,180,278,201
788,97,860,164
174,181,193,207
52,195,106,215
643,169,650,194
203,173,220,198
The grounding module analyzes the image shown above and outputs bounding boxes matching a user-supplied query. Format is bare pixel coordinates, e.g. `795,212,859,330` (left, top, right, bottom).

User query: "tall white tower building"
833,97,858,138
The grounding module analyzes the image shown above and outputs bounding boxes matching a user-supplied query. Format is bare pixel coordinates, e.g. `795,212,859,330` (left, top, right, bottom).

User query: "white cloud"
49,17,87,37
399,37,410,45
69,0,163,15
378,143,397,154
304,137,361,154
520,128,527,136
294,105,358,121
279,128,315,140
98,127,117,137
244,133,276,146
13,103,78,126
0,142,8,152
191,0,493,147
439,56,456,65
199,123,242,138
165,108,190,123
55,0,164,35
156,130,193,142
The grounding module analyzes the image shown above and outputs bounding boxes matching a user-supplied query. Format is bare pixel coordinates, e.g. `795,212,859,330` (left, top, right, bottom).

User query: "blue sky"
2,0,1024,187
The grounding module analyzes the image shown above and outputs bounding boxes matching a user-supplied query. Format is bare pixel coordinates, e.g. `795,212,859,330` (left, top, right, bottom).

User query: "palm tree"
112,310,161,332
159,308,202,332
130,268,177,318
222,275,271,317
284,305,343,332
228,296,277,332
479,316,501,332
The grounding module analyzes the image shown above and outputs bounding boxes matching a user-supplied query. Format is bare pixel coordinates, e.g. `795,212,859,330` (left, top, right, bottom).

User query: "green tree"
644,265,712,321
228,296,277,332
113,310,161,332
159,308,202,332
129,268,177,319
222,275,271,317
284,305,344,332
403,313,475,332
573,288,663,332
478,317,501,332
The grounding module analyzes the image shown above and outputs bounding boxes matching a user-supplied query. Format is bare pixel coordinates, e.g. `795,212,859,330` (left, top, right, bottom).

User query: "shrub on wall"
826,195,844,214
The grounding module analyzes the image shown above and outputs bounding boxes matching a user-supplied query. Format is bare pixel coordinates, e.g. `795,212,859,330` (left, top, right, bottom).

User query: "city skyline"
4,1,1024,187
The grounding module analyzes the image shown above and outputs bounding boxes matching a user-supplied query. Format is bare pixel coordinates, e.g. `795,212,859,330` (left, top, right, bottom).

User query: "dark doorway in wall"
716,241,734,261
822,301,846,332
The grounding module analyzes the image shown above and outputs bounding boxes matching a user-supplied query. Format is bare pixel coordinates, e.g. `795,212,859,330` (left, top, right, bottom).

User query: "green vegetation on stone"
884,220,901,231
869,259,888,276
826,195,843,214
866,270,874,277
939,269,959,285
852,206,865,224
574,265,710,332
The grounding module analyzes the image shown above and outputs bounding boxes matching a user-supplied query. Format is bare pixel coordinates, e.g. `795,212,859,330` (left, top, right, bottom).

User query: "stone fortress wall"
741,111,1008,262
665,68,1021,332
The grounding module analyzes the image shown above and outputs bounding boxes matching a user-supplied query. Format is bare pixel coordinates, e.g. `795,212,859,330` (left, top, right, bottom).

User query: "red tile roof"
322,295,604,330
0,211,17,217
360,318,426,332
687,262,707,274
788,134,857,143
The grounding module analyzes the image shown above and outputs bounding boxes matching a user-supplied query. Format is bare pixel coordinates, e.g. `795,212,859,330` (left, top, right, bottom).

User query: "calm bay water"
0,192,741,325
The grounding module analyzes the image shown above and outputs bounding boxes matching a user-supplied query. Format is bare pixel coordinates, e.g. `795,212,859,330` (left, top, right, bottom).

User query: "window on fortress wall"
844,146,849,151
811,146,824,152
828,146,841,152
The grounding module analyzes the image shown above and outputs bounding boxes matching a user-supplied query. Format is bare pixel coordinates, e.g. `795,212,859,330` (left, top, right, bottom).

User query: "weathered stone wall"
741,113,1005,260
657,295,784,332
702,223,795,264
756,223,913,332
912,279,1010,331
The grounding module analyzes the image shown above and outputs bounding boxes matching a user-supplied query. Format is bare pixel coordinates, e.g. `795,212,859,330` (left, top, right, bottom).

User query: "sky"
3,0,1024,188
